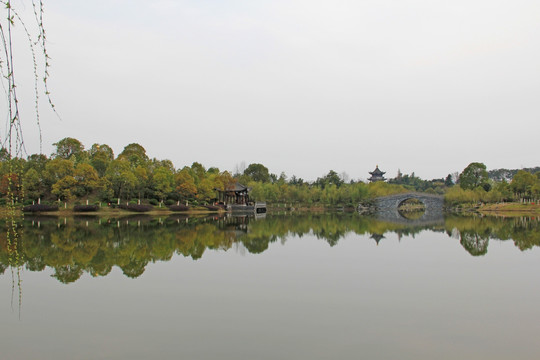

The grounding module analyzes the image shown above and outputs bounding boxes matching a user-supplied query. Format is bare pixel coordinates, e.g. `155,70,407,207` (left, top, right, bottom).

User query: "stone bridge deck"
370,192,445,222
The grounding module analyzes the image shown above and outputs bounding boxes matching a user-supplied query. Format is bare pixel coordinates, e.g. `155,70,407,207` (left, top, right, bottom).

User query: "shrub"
164,199,175,206
118,204,153,212
22,204,59,212
148,199,159,206
73,204,99,212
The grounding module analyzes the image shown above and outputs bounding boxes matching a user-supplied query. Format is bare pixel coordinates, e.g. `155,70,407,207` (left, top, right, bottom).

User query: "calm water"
1,213,540,360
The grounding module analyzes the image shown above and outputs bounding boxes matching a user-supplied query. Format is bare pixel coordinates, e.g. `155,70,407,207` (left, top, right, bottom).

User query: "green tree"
134,165,149,200
52,137,85,161
88,143,114,159
25,154,48,174
459,162,489,190
244,163,271,183
52,176,77,201
23,168,44,201
190,162,207,184
197,178,215,202
153,166,175,202
118,143,149,167
315,170,344,189
511,170,537,199
491,180,513,202
105,159,137,200
44,159,75,193
73,163,100,197
89,144,114,177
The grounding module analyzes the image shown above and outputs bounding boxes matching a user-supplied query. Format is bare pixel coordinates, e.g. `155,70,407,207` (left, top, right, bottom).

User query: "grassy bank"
478,203,540,217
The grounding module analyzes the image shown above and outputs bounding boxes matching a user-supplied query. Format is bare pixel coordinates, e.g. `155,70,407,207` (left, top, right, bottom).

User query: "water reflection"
1,213,539,283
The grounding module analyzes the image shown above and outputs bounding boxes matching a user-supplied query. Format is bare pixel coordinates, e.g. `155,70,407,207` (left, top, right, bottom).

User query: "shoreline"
2,202,540,218
477,203,540,217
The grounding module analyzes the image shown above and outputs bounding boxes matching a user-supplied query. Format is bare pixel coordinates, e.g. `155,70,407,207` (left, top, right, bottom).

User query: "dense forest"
0,138,538,207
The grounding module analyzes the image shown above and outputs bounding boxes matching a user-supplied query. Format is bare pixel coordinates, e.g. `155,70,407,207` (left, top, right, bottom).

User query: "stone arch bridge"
370,192,445,223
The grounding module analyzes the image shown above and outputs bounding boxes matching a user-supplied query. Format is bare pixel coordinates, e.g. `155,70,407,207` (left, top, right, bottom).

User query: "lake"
2,212,540,359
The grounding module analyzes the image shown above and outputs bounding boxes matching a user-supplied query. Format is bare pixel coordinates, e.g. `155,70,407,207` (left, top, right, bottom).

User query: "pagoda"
368,165,386,182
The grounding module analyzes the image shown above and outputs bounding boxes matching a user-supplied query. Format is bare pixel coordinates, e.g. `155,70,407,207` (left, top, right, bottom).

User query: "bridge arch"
370,192,445,222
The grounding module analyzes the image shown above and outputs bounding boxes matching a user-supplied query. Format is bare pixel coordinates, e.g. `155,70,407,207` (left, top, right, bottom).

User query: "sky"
4,0,540,182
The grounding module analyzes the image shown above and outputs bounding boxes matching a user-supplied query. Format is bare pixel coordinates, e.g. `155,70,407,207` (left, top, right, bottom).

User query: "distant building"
368,165,386,182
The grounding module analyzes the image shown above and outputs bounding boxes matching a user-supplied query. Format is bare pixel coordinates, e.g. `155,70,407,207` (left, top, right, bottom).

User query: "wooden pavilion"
215,183,253,206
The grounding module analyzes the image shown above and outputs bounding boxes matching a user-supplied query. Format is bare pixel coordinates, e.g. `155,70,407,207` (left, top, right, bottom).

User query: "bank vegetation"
0,138,538,212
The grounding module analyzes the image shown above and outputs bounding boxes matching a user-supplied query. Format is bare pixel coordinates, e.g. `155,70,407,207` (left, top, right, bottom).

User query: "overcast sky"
6,0,540,181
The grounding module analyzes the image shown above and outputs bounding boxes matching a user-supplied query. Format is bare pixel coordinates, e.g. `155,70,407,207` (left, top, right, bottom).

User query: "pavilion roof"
217,182,251,193
369,165,386,176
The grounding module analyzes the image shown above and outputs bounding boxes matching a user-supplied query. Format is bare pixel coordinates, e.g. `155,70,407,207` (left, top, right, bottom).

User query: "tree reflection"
0,213,539,283
460,233,489,256
52,264,84,284
121,260,147,279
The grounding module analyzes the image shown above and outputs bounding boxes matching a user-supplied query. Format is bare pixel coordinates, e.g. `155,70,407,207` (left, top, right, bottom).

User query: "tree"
25,154,48,174
73,163,100,197
289,175,304,186
105,159,137,200
0,173,21,200
53,137,85,161
315,170,344,189
175,169,197,200
197,178,215,202
211,171,235,191
190,162,207,183
89,143,114,159
118,143,149,167
459,162,489,190
133,165,149,200
491,180,513,202
23,168,44,201
52,176,77,201
89,144,114,177
44,159,75,189
0,148,9,161
153,166,174,202
244,163,271,183
511,170,537,199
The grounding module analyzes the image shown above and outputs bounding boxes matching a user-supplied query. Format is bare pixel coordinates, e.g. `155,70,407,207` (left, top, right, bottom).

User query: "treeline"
488,167,540,182
1,138,538,207
0,137,418,207
0,138,236,206
445,162,540,206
